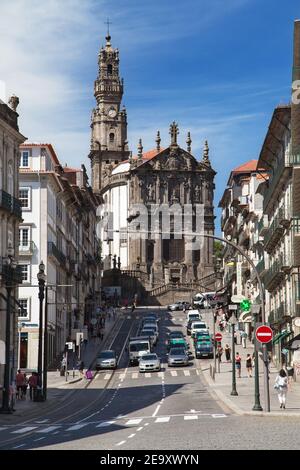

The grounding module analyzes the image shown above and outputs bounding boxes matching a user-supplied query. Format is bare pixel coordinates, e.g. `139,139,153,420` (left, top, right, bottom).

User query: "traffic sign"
231,294,245,303
228,304,238,310
255,325,273,344
215,333,223,342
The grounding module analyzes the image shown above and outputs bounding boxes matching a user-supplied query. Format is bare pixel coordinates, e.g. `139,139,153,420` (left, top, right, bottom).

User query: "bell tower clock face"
108,107,117,118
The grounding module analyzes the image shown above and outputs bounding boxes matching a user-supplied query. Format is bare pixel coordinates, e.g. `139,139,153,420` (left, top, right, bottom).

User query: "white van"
129,337,151,365
186,310,202,323
193,292,216,309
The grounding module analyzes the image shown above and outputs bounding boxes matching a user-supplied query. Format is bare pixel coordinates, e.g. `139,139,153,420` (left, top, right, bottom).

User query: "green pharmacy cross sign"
240,299,251,312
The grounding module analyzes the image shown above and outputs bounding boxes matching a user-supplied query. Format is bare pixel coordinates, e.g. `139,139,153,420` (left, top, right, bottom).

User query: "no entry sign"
215,333,222,342
255,325,273,344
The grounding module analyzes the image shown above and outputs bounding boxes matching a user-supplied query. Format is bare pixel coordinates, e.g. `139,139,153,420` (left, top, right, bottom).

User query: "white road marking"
96,420,116,427
36,426,60,433
170,371,177,376
137,427,143,431
145,423,149,426
66,424,88,431
212,414,227,418
157,372,164,377
155,417,170,423
119,374,126,379
12,426,37,434
132,373,138,379
13,444,25,448
34,437,46,442
35,419,49,424
196,369,200,375
145,373,151,378
116,441,126,446
128,433,136,438
184,415,198,420
104,374,111,380
0,427,7,432
184,370,190,376
125,419,143,426
152,405,160,417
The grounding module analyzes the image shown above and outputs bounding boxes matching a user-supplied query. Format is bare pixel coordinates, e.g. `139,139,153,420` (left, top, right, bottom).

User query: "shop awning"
272,330,292,345
239,310,252,322
286,334,300,350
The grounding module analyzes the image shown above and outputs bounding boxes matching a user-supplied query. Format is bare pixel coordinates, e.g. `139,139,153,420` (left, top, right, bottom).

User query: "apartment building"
18,143,100,370
0,96,26,394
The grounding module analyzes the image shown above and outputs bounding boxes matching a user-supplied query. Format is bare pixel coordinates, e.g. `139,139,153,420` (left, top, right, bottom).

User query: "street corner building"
89,32,216,305
0,96,26,397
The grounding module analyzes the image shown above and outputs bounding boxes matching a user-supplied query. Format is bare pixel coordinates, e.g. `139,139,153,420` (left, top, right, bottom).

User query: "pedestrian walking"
235,352,242,378
274,369,288,409
131,301,136,313
241,331,247,348
16,369,25,400
216,345,223,363
22,373,28,399
224,344,231,362
28,372,37,400
246,354,253,378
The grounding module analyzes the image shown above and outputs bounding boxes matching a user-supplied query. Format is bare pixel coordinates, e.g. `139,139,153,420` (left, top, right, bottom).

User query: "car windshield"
142,330,155,335
141,354,157,361
170,348,186,355
99,351,115,359
193,323,206,328
170,332,183,338
130,342,149,352
189,315,199,320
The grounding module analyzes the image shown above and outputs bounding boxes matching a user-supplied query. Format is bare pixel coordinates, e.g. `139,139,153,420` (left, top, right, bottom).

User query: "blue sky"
0,0,299,231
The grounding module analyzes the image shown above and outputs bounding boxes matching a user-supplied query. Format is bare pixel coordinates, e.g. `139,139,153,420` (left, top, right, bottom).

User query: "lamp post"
18,321,26,370
0,250,17,414
229,313,238,396
36,261,46,402
252,306,263,411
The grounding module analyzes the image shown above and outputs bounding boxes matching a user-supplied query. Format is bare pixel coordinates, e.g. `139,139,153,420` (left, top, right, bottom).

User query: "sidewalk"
199,311,300,416
9,310,122,418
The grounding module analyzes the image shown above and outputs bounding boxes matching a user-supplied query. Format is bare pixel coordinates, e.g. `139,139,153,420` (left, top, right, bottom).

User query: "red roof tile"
232,159,259,173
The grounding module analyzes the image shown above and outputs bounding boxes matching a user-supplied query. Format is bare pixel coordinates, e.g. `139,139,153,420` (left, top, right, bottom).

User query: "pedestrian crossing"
1,413,228,439
96,368,200,380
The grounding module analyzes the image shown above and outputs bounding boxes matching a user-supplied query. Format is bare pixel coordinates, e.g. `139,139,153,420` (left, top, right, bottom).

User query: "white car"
139,353,161,372
190,321,208,338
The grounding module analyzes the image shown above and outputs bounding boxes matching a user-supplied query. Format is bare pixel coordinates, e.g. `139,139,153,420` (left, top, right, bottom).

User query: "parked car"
139,353,161,372
167,347,189,367
96,350,117,370
167,337,189,352
193,330,211,346
140,328,158,346
168,301,191,311
192,292,216,309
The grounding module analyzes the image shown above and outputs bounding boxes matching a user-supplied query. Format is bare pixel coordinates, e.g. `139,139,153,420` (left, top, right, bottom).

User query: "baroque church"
89,32,216,302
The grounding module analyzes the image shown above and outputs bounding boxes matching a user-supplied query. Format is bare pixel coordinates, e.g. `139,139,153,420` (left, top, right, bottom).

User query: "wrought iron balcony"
12,197,22,219
0,191,23,220
48,242,66,266
264,218,285,254
0,259,23,285
264,256,289,292
19,241,36,256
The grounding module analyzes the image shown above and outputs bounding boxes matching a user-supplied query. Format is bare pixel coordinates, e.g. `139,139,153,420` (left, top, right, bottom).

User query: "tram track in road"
0,315,136,449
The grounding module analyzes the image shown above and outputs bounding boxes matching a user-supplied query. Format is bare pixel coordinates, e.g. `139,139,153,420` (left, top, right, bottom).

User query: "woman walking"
246,354,253,378
224,344,231,362
235,352,242,378
274,369,288,409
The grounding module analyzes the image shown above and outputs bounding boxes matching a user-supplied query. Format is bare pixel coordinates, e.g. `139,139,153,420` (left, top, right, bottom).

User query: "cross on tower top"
105,18,112,40
169,121,179,146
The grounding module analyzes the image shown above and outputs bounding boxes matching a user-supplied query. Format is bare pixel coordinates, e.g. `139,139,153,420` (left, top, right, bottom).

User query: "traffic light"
240,299,251,312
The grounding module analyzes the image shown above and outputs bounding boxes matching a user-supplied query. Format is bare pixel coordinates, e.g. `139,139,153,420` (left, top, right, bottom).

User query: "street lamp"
0,250,17,414
36,261,46,401
229,313,238,396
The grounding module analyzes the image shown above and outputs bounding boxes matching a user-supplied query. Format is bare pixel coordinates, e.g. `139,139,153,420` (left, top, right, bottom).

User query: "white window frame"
19,263,31,284
19,226,30,248
19,187,31,211
18,298,31,320
20,151,30,168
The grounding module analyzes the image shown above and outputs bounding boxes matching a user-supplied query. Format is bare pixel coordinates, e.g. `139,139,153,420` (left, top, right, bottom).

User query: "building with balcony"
0,96,26,396
18,143,99,370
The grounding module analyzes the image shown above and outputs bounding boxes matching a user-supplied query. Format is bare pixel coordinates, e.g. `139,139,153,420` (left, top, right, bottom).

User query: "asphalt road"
1,308,300,450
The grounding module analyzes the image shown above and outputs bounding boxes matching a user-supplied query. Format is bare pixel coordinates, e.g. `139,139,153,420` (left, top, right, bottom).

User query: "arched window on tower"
107,64,113,75
109,133,115,144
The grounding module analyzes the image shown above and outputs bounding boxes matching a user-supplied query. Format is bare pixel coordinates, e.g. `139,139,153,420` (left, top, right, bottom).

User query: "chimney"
291,20,300,158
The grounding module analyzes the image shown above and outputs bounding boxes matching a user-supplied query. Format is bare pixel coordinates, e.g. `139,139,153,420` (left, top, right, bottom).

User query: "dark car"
195,340,213,359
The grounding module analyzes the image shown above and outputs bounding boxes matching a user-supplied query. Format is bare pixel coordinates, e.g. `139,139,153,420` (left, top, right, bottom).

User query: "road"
1,308,300,450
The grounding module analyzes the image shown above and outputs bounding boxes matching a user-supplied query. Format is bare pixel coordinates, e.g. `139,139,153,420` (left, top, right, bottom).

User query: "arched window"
109,133,115,143
107,64,113,75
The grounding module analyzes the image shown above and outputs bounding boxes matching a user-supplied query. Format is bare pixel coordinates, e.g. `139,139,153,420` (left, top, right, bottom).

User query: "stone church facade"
89,33,216,301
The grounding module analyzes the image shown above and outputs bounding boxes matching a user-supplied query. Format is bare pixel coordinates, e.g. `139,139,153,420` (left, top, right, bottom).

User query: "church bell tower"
89,30,130,192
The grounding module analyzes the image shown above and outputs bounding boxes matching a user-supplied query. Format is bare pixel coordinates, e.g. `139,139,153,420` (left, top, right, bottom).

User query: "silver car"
168,347,189,367
139,353,161,372
95,350,117,370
